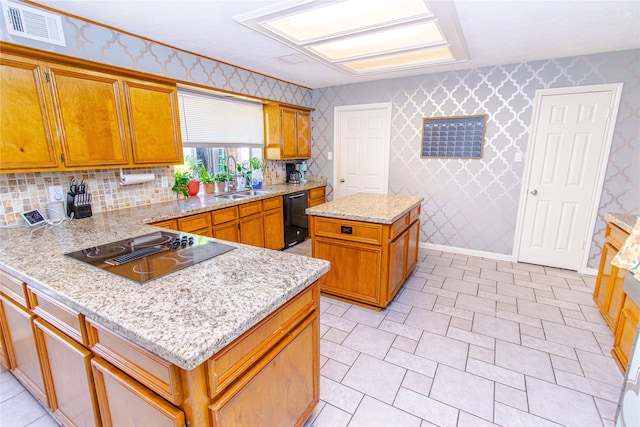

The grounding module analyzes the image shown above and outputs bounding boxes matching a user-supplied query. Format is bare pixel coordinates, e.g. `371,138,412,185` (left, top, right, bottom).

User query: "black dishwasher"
283,190,308,248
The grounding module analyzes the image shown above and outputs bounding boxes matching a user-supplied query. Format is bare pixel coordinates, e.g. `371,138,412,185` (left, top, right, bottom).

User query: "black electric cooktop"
65,231,235,284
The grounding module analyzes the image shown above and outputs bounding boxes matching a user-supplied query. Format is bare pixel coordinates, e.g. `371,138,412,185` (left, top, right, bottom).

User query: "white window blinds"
178,90,264,147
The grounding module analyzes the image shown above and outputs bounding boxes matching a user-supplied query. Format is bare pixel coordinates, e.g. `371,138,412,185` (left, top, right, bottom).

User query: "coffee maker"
285,162,302,184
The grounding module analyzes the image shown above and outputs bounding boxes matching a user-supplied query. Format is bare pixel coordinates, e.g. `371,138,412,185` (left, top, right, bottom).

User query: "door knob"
530,189,538,195
340,178,345,183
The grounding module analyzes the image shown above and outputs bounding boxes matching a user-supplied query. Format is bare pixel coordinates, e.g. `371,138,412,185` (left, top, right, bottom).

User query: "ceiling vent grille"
2,1,66,46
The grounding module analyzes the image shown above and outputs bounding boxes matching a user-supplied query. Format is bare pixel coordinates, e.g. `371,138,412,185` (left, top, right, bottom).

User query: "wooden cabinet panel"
152,219,178,230
613,296,639,371
296,110,311,159
406,219,420,276
210,313,319,427
605,254,627,330
48,66,129,167
0,295,48,405
33,318,99,427
282,108,297,159
315,237,382,306
263,197,284,251
211,207,238,225
264,104,312,160
87,319,183,405
0,323,9,370
92,357,185,427
28,287,86,345
0,269,28,308
238,201,262,218
606,223,629,248
308,187,326,208
313,217,383,245
239,214,265,248
0,54,59,171
389,232,408,301
177,212,211,233
123,80,182,165
213,221,240,243
594,242,615,314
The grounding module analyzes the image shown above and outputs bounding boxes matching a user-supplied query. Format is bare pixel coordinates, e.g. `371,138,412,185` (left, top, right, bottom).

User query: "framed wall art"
421,114,487,159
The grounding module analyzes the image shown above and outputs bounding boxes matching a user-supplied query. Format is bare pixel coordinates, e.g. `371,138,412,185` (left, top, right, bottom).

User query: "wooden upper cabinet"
47,66,129,167
0,54,59,171
123,80,183,165
264,104,312,160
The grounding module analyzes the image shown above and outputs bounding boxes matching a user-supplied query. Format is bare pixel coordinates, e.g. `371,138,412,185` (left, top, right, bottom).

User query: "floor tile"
415,331,469,369
542,321,602,353
320,339,360,366
384,348,437,377
526,376,602,427
494,401,562,427
494,383,528,411
321,359,350,382
466,358,525,390
554,370,622,403
432,265,465,280
379,319,423,341
319,376,363,414
594,397,619,422
496,282,536,300
468,345,495,364
404,307,451,335
323,328,349,344
442,277,478,296
455,294,496,316
521,334,578,359
480,269,514,284
472,313,521,344
392,336,418,353
576,349,624,386
495,340,555,382
550,354,583,375
446,327,495,350
24,415,60,427
401,370,433,396
312,403,351,427
342,324,395,359
430,364,494,421
349,396,421,427
320,312,357,332
458,411,499,427
393,387,459,427
342,306,387,328
342,354,405,405
517,299,564,323
0,371,24,402
396,289,437,311
0,390,47,427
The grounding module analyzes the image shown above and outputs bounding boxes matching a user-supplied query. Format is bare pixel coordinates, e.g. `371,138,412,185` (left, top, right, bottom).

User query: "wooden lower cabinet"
239,213,264,247
311,206,420,310
0,294,48,405
308,186,326,208
91,357,185,427
263,196,284,250
33,318,100,427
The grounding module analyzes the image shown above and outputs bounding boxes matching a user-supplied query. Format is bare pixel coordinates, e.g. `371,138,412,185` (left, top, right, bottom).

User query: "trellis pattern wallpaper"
309,49,640,269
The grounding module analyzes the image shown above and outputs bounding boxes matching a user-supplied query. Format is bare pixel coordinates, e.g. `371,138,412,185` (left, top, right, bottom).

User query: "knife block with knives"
66,179,93,219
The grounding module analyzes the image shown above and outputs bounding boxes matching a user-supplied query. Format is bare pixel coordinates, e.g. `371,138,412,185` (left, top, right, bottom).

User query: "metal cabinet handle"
530,189,538,195
340,178,345,183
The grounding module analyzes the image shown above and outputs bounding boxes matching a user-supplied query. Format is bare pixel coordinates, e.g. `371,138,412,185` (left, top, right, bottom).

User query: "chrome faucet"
226,155,238,192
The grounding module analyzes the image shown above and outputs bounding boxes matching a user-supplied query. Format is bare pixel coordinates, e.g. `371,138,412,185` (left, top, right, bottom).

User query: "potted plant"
171,171,190,199
184,155,203,196
249,157,264,189
213,168,228,193
199,165,215,194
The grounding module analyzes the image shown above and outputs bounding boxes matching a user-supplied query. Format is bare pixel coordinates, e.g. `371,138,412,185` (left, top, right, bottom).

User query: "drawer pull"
341,226,352,235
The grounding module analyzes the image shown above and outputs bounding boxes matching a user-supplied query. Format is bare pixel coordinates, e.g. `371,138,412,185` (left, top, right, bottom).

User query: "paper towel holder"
119,168,155,186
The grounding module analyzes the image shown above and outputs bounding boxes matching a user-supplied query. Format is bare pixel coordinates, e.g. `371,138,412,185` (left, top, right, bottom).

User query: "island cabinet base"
310,205,420,311
0,266,321,427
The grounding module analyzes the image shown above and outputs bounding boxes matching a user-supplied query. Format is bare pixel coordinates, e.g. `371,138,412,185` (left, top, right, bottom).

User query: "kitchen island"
0,204,329,426
307,193,423,310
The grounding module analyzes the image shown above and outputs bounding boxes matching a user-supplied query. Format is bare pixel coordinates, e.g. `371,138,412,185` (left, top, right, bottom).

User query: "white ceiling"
31,0,640,89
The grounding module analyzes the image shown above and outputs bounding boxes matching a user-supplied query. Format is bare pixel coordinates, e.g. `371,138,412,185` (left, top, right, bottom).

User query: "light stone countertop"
605,212,639,233
306,193,424,224
0,182,329,370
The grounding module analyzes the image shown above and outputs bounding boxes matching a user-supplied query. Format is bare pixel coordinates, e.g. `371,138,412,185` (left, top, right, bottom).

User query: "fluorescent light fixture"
343,46,454,72
266,0,431,42
310,22,445,61
235,0,468,75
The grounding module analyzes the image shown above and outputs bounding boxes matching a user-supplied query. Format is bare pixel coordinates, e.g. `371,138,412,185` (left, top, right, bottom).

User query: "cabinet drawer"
313,217,383,245
308,187,325,201
262,196,282,211
207,283,317,396
212,206,238,225
410,205,421,223
0,270,27,308
152,219,178,230
177,213,211,233
239,201,262,218
86,319,183,405
606,223,629,249
27,287,86,345
390,213,410,240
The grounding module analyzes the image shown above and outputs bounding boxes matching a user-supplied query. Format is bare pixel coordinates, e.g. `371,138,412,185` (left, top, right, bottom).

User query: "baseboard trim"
582,267,598,277
419,242,513,262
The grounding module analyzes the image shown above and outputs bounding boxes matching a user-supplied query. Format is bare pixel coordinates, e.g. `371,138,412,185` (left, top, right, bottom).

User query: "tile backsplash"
0,160,289,226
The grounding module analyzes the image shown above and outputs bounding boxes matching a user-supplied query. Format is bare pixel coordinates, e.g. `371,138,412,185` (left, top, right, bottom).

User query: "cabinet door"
389,232,408,301
210,314,319,427
33,318,100,427
123,80,182,165
594,242,615,317
0,55,59,171
213,221,240,243
296,110,311,158
605,261,627,332
91,357,185,427
406,220,420,276
0,295,48,405
612,296,639,372
240,214,265,248
47,66,129,167
263,207,284,250
281,108,298,159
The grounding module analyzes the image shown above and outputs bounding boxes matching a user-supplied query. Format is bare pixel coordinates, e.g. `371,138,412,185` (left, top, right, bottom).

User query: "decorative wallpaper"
309,49,640,269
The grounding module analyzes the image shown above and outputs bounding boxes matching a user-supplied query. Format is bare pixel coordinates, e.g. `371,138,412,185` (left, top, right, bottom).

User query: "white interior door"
334,103,391,199
517,84,622,271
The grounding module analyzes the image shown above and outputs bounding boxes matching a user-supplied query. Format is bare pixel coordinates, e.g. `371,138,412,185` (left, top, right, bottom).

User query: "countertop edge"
605,212,639,234
306,197,423,224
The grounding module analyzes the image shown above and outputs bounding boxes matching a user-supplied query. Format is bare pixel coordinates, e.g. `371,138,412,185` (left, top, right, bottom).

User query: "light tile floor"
0,240,624,427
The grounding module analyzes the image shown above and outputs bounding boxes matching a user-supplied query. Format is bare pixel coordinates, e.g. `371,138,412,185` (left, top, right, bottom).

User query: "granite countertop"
605,212,639,233
0,183,329,370
306,193,424,224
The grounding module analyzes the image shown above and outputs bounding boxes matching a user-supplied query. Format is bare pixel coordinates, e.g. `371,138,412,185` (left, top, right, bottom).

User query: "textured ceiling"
30,0,640,88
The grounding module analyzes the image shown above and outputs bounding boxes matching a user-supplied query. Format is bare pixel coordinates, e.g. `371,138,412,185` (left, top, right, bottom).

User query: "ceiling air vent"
2,1,66,46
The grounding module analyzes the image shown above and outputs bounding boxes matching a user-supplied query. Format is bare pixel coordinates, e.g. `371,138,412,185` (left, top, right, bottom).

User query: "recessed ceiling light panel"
343,46,455,73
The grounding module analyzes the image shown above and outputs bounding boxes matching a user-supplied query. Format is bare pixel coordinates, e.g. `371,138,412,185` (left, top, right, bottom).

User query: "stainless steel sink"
215,190,271,201
238,190,271,196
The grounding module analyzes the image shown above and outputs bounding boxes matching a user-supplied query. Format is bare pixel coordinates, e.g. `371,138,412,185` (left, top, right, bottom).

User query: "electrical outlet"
48,185,64,202
161,176,168,187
